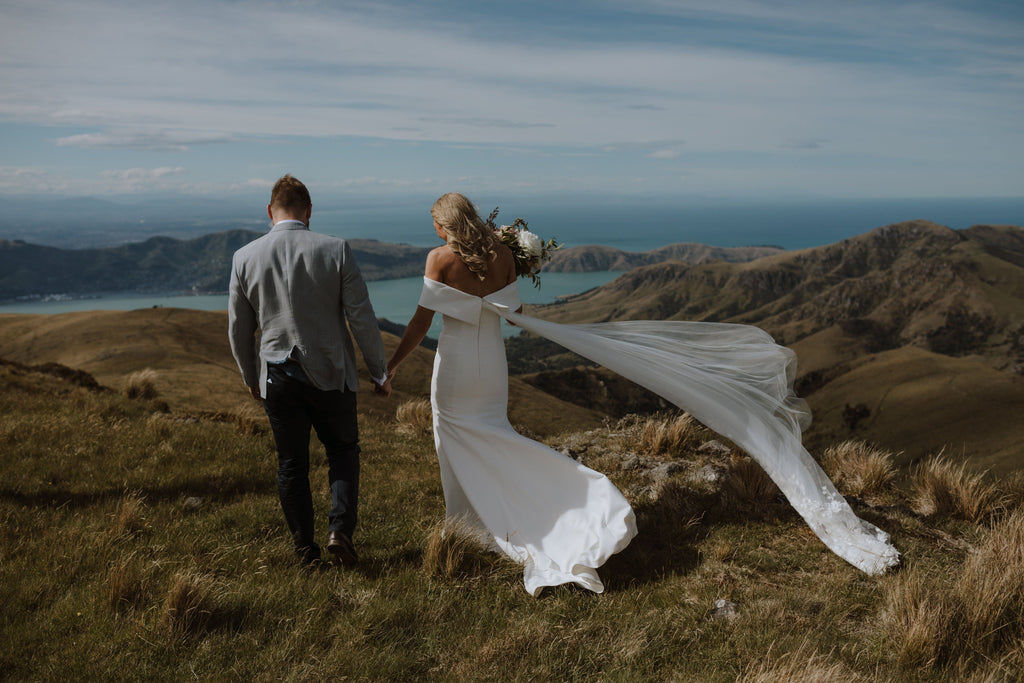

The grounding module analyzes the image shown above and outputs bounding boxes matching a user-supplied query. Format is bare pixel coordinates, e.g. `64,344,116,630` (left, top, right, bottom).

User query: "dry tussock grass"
638,413,699,456
725,455,779,506
106,551,149,610
111,490,147,537
882,511,1024,674
422,516,495,579
162,570,221,635
396,398,433,436
912,455,1004,522
880,566,950,670
124,369,159,400
953,510,1024,659
1001,471,1024,511
820,440,896,500
739,642,863,682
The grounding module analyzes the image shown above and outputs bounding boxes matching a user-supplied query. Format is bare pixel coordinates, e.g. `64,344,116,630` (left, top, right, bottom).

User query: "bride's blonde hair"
431,192,497,280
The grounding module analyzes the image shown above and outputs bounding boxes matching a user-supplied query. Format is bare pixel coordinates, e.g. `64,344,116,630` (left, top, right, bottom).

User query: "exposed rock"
711,599,739,621
698,440,732,456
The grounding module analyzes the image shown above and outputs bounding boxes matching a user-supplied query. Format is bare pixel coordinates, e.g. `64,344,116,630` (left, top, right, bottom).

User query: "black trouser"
263,364,360,560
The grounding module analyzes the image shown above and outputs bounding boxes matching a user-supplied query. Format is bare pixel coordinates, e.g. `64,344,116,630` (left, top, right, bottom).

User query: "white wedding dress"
418,277,898,595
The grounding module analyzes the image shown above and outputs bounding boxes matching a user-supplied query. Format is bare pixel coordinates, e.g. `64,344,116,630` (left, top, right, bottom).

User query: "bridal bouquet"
485,208,560,287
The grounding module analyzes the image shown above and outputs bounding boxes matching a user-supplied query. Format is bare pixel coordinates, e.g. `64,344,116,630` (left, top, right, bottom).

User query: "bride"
387,192,898,596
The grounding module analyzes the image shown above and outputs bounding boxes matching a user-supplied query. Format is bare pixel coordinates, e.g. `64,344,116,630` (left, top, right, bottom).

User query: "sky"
1,0,1023,203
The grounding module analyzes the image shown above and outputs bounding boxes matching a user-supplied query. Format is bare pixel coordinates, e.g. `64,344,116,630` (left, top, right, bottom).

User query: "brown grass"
111,490,147,537
162,571,220,635
739,642,864,682
880,566,950,671
106,552,149,610
912,455,1004,522
638,413,699,456
953,510,1024,659
422,516,496,580
820,440,897,500
124,368,159,400
396,398,433,437
881,511,1024,674
725,455,779,506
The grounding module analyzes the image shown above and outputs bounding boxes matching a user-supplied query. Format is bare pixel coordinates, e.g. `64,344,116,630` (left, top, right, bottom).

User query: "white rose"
516,229,542,258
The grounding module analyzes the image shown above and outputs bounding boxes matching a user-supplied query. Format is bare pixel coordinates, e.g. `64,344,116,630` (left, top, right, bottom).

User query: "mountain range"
524,220,1024,472
0,231,779,302
0,231,432,300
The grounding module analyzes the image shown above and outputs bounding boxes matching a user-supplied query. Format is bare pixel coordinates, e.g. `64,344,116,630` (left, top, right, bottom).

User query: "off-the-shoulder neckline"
423,277,517,299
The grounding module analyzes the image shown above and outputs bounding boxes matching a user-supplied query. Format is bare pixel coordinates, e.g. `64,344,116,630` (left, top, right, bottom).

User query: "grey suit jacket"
228,221,388,397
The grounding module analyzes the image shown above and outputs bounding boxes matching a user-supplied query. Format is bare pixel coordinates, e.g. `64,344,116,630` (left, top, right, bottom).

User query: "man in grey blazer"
229,174,391,568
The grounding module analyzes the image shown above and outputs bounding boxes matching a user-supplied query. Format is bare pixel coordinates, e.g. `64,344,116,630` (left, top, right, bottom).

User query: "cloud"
0,0,1021,198
647,148,683,159
55,130,235,151
99,167,186,192
0,167,65,194
781,138,828,150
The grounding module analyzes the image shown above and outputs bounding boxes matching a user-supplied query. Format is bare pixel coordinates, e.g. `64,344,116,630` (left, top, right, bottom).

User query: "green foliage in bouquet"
485,207,560,288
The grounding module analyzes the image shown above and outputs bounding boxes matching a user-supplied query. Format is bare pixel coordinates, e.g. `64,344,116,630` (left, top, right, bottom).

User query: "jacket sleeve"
228,254,260,388
339,241,388,382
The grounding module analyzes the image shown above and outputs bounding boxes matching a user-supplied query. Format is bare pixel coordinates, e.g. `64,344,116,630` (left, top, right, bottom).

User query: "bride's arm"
387,251,443,377
387,305,435,378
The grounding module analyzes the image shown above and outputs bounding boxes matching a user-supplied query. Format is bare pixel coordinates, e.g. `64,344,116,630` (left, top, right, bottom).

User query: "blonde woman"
388,193,637,596
390,193,899,596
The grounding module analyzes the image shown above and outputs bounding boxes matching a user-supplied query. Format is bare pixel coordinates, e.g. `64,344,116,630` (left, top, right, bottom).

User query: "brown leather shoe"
327,530,358,567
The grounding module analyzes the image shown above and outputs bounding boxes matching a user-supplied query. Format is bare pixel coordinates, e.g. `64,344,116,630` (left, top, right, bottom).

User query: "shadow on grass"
0,476,273,509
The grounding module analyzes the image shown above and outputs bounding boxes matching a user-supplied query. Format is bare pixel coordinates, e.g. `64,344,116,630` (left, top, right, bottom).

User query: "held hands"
248,385,262,402
374,373,393,398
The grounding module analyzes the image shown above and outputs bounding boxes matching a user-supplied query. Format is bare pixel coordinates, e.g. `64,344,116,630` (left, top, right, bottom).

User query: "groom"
229,174,391,568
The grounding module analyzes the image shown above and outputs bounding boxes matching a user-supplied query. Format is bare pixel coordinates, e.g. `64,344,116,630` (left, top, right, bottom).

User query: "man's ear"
267,204,274,222
304,204,312,223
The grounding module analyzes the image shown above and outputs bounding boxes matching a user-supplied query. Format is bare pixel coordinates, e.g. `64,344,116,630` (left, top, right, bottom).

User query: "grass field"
2,358,1023,681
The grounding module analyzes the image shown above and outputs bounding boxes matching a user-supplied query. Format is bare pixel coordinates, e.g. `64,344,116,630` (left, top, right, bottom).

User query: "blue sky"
1,0,1022,202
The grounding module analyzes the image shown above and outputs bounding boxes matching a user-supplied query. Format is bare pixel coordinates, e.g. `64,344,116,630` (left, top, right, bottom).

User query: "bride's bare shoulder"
425,245,456,280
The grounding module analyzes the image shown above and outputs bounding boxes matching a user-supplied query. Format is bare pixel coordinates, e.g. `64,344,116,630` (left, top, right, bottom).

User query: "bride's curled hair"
431,192,497,280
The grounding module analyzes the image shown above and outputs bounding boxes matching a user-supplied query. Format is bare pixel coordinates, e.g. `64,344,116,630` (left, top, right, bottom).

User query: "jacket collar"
270,219,309,232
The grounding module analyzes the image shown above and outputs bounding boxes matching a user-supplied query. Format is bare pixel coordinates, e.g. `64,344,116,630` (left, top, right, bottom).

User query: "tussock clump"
422,516,494,579
106,552,149,610
880,566,951,670
396,398,433,436
111,490,147,537
953,509,1024,660
638,413,699,456
162,571,220,635
881,512,1024,673
725,455,778,507
231,401,266,435
912,455,1003,522
820,440,896,500
1000,471,1024,512
124,369,159,400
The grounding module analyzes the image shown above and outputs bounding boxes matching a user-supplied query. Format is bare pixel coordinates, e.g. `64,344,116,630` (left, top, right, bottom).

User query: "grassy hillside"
3,354,1024,680
526,221,1024,472
0,307,603,438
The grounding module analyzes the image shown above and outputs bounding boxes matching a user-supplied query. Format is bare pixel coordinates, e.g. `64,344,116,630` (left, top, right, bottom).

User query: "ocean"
311,196,1024,251
2,196,1021,335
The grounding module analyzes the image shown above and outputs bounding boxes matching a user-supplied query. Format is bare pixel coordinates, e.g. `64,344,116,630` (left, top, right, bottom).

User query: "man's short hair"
270,174,311,215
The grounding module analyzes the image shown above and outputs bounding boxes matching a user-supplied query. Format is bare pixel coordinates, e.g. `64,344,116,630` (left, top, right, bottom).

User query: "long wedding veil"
493,304,899,575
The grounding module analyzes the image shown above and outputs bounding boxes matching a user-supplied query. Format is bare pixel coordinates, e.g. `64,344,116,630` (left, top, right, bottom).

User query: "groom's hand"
374,376,392,398
248,385,262,401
